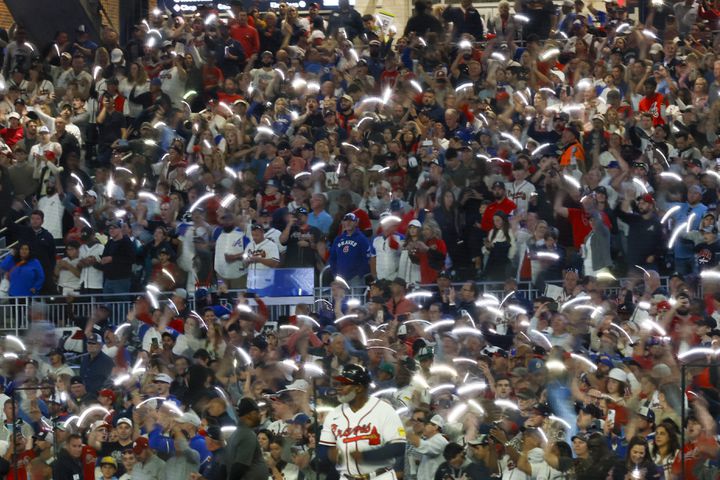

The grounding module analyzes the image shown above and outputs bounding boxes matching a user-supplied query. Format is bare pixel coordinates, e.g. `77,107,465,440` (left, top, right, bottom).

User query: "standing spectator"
329,213,373,286
96,92,127,166
78,227,104,294
17,211,56,294
80,333,114,392
280,207,325,269
214,212,246,289
327,0,364,40
481,182,518,232
0,242,44,297
52,433,83,480
225,398,270,478
243,223,281,273
406,414,449,480
229,9,260,60
482,212,516,281
131,437,165,480
101,220,135,295
372,216,404,281
442,0,484,40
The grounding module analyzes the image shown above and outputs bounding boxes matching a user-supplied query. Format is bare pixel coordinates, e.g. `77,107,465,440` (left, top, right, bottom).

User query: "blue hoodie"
0,256,44,296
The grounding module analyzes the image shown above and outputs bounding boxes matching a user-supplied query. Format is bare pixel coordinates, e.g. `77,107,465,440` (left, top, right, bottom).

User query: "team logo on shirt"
332,423,381,445
248,249,267,258
338,239,358,253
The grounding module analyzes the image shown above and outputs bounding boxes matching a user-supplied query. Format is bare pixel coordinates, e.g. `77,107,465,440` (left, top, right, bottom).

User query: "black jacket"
53,449,83,480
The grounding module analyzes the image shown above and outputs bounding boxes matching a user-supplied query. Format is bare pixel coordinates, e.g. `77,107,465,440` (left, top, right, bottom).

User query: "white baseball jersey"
320,397,406,478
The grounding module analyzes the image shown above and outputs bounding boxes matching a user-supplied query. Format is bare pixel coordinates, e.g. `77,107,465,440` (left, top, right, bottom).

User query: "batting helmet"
334,364,371,386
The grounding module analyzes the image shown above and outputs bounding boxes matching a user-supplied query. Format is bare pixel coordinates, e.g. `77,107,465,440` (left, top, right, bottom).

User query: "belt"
344,467,392,480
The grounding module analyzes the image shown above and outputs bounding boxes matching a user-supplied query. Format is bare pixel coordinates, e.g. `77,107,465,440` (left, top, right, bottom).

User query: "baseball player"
319,364,407,480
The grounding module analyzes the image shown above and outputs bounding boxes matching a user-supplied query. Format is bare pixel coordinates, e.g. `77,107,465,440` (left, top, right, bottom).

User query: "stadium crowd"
0,0,718,478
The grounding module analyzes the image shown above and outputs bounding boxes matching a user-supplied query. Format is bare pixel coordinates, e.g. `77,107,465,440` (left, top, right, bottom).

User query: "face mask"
337,389,356,404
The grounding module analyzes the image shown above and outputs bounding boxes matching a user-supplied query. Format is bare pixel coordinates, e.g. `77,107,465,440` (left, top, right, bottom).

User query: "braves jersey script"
329,228,374,281
320,397,406,477
505,180,535,213
214,228,247,279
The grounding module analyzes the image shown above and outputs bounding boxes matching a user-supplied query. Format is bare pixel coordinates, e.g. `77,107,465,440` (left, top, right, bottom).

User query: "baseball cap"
528,358,545,373
100,456,117,468
116,418,133,428
69,376,83,386
7,112,20,120
342,212,358,222
87,333,103,344
281,379,309,393
98,389,115,402
203,425,223,441
178,410,201,427
492,180,506,189
295,207,309,216
38,126,50,134
429,414,445,430
154,373,173,384
237,397,260,416
33,431,54,444
596,354,614,368
90,420,110,431
468,434,490,446
132,437,150,454
408,219,422,228
288,413,311,425
416,345,434,360
516,388,536,400
637,406,655,422
577,402,603,418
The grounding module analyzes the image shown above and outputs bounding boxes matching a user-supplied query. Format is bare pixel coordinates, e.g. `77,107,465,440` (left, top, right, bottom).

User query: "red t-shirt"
229,24,260,58
481,198,517,231
420,238,447,284
82,445,98,480
566,208,612,249
7,449,34,480
638,93,667,126
0,126,24,148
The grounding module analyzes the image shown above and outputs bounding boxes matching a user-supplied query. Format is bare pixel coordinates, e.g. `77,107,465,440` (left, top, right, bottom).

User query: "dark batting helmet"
334,364,371,386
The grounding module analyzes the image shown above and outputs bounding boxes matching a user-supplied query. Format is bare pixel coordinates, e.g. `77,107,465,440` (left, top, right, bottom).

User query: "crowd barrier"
0,276,669,334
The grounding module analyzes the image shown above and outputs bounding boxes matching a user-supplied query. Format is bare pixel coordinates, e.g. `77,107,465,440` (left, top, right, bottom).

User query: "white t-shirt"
79,243,105,289
214,229,246,280
158,66,185,108
57,256,81,293
505,180,535,214
37,193,63,239
319,398,406,477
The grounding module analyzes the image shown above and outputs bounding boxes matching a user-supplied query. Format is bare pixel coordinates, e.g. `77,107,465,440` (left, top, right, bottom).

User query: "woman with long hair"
398,220,424,285
652,423,680,480
0,243,45,297
482,211,515,281
546,432,616,479
614,436,663,480
433,190,467,276
119,61,149,121
26,64,55,103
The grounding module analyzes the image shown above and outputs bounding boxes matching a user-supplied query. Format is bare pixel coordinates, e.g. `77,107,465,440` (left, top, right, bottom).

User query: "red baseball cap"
132,437,150,454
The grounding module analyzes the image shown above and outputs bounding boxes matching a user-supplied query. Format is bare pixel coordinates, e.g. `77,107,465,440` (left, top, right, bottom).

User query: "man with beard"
337,94,356,135
319,364,406,480
249,51,279,91
100,418,135,476
214,211,247,289
280,207,324,268
615,193,663,271
480,181,517,231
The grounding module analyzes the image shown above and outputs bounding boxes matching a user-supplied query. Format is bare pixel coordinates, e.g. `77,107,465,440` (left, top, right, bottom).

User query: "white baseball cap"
154,373,173,384
608,368,627,384
38,126,50,134
177,410,201,427
429,414,445,430
7,112,20,120
110,48,124,64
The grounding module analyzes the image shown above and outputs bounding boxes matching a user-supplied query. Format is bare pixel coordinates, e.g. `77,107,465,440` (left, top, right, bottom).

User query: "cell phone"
607,409,616,424
151,338,159,347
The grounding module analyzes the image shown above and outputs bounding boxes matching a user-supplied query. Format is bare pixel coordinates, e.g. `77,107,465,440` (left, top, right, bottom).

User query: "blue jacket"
329,228,373,282
79,351,114,393
0,256,44,296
